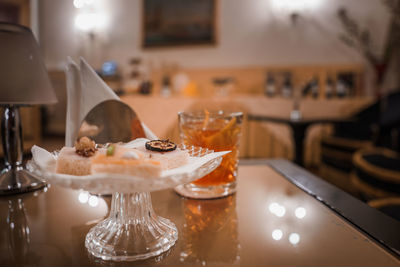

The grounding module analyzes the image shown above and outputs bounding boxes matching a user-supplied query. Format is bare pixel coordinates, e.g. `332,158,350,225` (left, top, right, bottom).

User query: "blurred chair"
351,148,400,200
351,90,400,200
320,90,400,195
375,90,400,152
368,197,400,222
319,101,379,195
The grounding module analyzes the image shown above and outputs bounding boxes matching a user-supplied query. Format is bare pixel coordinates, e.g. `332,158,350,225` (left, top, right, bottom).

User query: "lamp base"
0,167,46,195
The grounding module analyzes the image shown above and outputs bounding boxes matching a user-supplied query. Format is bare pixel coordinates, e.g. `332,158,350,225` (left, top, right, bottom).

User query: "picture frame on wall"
142,0,217,48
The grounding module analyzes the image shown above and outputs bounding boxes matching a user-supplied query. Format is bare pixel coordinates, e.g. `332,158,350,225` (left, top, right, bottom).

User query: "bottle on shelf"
213,77,234,97
139,80,152,95
161,75,171,97
281,72,293,98
139,65,152,95
264,72,276,97
124,57,142,94
300,76,318,98
301,79,312,97
310,77,319,98
325,76,334,99
336,77,348,98
336,72,355,98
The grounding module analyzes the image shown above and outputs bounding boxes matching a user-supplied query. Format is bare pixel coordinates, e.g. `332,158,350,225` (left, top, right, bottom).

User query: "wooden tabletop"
0,160,398,266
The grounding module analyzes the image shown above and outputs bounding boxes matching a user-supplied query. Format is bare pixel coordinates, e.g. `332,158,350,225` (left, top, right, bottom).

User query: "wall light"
74,0,96,9
270,0,325,25
75,12,106,32
271,0,324,13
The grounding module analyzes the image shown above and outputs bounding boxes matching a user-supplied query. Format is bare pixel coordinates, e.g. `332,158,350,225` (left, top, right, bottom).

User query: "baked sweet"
56,147,92,175
56,136,98,175
136,145,189,170
145,140,177,152
56,138,189,177
91,145,163,177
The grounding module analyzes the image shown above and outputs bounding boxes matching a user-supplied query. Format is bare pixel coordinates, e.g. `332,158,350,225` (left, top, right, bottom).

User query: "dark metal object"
0,106,45,195
0,23,57,195
77,99,146,144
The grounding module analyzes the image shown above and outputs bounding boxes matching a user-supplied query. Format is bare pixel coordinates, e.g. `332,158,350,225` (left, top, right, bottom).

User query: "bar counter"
0,160,399,266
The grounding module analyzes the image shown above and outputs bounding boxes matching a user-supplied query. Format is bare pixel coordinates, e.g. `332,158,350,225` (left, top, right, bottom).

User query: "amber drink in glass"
175,110,243,199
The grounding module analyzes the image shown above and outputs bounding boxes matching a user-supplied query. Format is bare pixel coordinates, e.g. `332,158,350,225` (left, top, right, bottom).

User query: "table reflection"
69,191,110,264
266,197,309,247
2,188,47,266
7,198,32,266
180,195,240,264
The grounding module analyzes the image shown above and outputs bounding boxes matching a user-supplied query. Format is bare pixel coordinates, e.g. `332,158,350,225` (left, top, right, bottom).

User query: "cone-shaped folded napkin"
65,57,157,146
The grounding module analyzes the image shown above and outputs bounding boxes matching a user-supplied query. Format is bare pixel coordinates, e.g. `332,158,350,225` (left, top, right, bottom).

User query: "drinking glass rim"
178,110,243,119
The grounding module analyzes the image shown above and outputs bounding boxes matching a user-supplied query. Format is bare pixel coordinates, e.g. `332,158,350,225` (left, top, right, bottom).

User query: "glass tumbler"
175,110,243,199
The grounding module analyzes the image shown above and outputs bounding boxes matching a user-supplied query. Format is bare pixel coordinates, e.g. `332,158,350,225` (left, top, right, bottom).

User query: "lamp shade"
0,22,57,105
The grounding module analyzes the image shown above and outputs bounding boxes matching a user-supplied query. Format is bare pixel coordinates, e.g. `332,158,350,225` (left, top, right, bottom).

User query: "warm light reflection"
88,195,99,207
268,202,286,217
78,191,89,203
182,195,239,263
289,233,300,245
267,199,306,247
78,191,99,207
272,229,283,241
268,202,279,213
295,207,306,219
276,206,286,217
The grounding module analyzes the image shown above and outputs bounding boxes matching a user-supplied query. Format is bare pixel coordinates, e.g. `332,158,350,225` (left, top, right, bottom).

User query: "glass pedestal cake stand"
85,191,176,261
28,146,222,261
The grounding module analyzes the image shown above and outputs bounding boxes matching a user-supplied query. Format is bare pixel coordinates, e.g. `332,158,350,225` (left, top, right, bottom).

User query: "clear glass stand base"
85,192,177,261
175,181,236,199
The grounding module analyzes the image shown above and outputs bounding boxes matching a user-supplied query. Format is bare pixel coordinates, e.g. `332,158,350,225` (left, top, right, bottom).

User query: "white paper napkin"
65,57,157,147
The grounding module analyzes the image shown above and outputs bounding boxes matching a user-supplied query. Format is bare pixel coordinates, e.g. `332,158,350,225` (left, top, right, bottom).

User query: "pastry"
56,136,97,175
91,145,163,177
137,141,189,170
56,138,189,177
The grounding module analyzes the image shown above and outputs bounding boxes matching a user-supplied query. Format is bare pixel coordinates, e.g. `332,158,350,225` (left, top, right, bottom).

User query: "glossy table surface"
0,160,399,266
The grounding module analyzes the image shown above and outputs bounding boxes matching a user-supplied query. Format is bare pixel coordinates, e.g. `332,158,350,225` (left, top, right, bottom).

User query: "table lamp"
0,23,57,195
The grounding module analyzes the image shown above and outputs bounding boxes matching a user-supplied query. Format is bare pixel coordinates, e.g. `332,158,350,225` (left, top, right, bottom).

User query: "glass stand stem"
85,192,177,261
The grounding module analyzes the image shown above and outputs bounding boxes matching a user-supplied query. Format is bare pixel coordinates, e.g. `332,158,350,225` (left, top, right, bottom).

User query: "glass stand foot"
175,181,236,199
85,192,177,261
